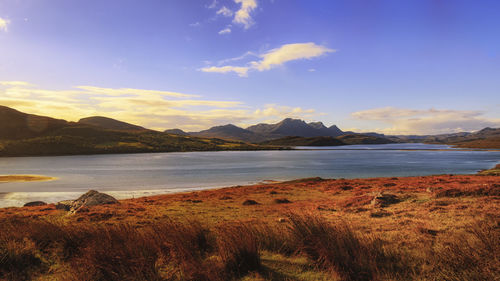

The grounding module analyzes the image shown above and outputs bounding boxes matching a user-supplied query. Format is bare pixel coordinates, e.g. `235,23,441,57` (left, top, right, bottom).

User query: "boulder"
371,192,400,207
23,201,47,207
242,199,259,205
70,190,118,213
56,200,73,211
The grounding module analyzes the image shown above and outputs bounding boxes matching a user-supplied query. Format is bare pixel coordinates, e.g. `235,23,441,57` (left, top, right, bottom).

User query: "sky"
0,0,499,134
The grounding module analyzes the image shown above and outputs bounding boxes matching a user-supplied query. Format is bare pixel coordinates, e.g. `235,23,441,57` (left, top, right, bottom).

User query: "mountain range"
168,118,347,143
0,105,498,157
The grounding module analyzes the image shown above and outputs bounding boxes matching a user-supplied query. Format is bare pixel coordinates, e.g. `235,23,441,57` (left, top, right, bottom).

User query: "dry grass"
0,173,499,280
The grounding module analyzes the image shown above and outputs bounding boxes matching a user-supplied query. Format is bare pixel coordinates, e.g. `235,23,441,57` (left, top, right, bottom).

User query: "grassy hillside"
0,128,281,156
260,134,395,147
260,136,345,146
78,116,146,131
1,174,498,280
0,105,68,140
0,106,282,156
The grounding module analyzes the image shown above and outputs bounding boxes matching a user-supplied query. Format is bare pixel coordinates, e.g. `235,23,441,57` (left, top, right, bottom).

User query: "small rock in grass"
273,198,292,204
242,199,259,205
23,201,47,207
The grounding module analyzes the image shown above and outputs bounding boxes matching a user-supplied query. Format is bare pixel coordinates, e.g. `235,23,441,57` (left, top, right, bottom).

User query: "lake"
1,143,499,207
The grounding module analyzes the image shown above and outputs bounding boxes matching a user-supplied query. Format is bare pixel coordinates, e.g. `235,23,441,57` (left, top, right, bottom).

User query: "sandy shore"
0,175,57,183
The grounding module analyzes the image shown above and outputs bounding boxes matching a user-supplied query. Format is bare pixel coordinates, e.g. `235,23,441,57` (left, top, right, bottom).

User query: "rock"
273,198,291,204
23,201,47,207
242,199,259,205
70,190,118,213
371,192,400,207
56,200,73,211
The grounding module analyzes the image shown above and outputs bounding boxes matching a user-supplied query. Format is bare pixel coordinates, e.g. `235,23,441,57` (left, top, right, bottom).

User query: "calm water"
0,143,499,207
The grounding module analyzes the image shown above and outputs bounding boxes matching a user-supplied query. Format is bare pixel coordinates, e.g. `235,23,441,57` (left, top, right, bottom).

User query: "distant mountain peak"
308,121,327,130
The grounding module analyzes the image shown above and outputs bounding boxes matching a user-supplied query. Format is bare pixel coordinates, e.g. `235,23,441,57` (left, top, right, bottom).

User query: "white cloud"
351,107,500,135
233,0,257,29
0,17,10,32
200,65,249,77
217,6,233,17
0,81,321,131
217,51,258,65
189,22,201,27
218,27,231,35
200,42,335,77
254,43,334,71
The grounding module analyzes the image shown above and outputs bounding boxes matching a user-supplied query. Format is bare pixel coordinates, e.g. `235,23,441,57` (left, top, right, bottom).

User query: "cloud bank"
352,107,500,135
0,81,319,131
201,42,335,77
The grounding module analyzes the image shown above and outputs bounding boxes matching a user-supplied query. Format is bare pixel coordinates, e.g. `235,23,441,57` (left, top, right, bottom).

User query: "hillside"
337,134,396,145
260,134,395,147
0,106,280,157
164,128,189,136
260,136,346,146
0,105,69,140
424,127,500,149
190,124,269,143
78,116,146,131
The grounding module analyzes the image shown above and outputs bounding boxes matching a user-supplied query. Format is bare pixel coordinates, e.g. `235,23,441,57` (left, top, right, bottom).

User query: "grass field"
0,173,499,280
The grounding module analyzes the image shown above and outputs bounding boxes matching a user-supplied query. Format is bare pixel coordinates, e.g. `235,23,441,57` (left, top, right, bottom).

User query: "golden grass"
0,173,499,280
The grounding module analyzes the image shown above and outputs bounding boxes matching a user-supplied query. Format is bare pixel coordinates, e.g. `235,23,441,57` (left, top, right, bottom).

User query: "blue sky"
0,0,499,134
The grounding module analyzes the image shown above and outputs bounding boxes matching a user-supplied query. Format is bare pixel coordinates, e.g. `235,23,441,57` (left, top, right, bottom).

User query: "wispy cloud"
216,6,233,17
206,0,218,9
233,0,257,29
0,81,32,86
200,65,249,77
189,22,201,27
200,42,335,77
218,27,231,35
0,81,320,131
0,17,10,32
75,86,199,98
351,107,500,134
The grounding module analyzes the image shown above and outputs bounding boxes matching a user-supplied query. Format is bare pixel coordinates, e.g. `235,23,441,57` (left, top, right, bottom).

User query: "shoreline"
0,161,498,208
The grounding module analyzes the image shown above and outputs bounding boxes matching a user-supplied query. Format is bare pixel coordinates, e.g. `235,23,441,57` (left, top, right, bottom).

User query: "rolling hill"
0,105,69,140
78,116,146,131
0,106,279,156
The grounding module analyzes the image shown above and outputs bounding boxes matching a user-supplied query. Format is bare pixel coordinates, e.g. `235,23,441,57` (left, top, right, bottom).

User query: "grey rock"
70,190,118,213
23,201,47,207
